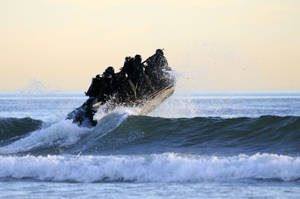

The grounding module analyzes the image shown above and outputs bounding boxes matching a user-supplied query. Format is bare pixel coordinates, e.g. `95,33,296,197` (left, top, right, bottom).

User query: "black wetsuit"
86,77,102,97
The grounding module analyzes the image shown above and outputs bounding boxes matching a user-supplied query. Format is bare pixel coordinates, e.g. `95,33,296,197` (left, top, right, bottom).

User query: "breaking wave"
0,153,299,183
0,112,129,155
0,114,299,155
0,111,300,184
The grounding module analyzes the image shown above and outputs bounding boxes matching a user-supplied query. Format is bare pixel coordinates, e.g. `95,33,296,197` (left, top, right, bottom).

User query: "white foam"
0,120,91,154
0,110,131,154
94,104,139,121
0,153,299,182
0,103,132,154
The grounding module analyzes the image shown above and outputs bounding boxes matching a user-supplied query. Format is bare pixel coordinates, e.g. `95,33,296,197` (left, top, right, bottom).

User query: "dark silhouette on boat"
66,49,175,127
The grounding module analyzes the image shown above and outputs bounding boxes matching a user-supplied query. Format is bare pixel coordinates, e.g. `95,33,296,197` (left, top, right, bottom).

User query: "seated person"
85,74,102,97
101,66,116,99
121,56,135,79
145,49,170,77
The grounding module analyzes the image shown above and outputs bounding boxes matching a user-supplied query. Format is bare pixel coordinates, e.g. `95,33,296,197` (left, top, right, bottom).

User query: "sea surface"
0,92,300,199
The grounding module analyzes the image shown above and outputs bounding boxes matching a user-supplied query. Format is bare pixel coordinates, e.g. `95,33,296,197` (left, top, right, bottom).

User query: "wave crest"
1,115,299,155
0,117,42,140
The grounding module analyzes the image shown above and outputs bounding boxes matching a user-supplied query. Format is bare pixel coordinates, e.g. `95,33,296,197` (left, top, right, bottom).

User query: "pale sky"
1,0,300,92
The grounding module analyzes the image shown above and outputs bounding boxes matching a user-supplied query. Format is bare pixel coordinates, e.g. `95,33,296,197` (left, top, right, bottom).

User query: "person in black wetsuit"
85,74,102,97
145,49,171,89
145,49,169,78
100,66,115,101
132,55,144,84
122,55,144,83
113,71,131,102
121,56,136,81
85,66,116,101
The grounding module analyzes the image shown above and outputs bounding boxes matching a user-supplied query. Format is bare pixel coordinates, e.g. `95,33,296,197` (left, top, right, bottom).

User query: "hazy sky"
1,0,299,92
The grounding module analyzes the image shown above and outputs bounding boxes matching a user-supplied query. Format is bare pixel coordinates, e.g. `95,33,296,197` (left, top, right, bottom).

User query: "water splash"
0,120,91,154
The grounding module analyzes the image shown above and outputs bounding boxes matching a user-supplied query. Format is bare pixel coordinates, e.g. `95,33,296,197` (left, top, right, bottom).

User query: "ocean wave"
0,119,92,154
0,114,299,155
0,117,42,140
0,112,129,155
72,115,300,155
0,153,299,183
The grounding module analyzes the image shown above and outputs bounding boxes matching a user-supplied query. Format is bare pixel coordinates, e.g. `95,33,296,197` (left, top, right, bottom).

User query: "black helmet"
156,49,164,55
105,66,115,75
125,56,131,62
103,66,114,78
134,54,142,63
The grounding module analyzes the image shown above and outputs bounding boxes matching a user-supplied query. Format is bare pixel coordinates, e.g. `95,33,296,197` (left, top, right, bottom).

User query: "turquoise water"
0,92,300,198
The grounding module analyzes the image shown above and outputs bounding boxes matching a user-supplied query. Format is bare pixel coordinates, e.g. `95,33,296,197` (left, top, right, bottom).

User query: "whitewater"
0,92,300,199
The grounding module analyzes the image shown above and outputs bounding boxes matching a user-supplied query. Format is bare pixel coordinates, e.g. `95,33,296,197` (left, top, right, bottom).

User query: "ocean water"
0,92,300,199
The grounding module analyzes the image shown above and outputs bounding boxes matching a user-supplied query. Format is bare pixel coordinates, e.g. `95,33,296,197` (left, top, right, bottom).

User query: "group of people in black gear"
85,49,171,104
67,49,173,127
